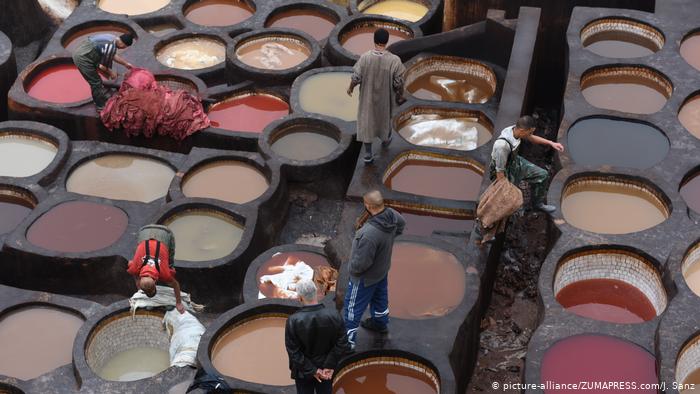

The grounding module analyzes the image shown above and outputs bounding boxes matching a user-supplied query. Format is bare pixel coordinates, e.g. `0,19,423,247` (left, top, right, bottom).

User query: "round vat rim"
154,33,229,72
0,184,38,208
350,0,442,28
674,330,700,385
182,0,258,28
19,56,95,108
205,88,290,134
677,91,700,140
261,0,344,35
60,20,138,49
579,16,665,56
95,0,173,17
579,63,674,101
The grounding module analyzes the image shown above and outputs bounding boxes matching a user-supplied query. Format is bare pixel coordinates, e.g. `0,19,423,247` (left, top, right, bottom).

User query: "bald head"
363,190,385,215
139,277,156,298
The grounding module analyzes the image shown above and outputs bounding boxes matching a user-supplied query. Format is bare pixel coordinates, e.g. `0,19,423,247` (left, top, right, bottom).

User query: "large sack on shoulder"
477,178,523,228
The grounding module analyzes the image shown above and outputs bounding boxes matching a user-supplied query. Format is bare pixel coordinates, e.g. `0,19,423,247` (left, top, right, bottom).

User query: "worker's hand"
346,87,353,97
109,70,118,80
314,369,324,382
321,369,334,380
550,141,564,152
496,171,505,181
175,302,185,314
125,63,134,69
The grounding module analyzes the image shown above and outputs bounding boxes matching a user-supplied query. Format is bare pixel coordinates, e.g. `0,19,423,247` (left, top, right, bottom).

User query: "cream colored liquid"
157,38,225,70
299,72,359,122
398,114,491,151
98,0,170,16
362,0,429,22
684,259,700,298
166,210,244,262
271,132,338,161
237,41,310,70
0,135,57,177
182,161,269,204
66,154,174,203
98,347,170,381
679,96,700,139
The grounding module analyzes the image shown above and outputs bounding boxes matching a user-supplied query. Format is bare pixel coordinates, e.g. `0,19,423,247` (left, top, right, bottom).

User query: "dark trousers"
72,40,109,108
343,276,389,346
295,376,332,394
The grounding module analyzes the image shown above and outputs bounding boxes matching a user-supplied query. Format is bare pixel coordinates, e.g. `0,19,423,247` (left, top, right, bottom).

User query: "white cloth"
491,125,522,172
129,285,204,316
258,260,314,299
163,309,205,367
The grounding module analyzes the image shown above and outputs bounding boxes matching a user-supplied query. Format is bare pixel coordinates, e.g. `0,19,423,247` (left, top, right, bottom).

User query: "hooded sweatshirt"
348,207,405,286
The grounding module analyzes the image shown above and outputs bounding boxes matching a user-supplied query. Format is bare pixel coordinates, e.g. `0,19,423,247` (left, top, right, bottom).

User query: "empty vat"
341,21,412,55
97,0,170,15
157,37,225,70
265,8,338,41
66,154,175,203
211,314,293,386
384,152,484,201
395,108,493,151
63,24,133,51
25,63,92,104
333,355,439,393
566,117,668,169
0,306,83,380
389,242,466,319
580,17,663,58
405,56,497,103
676,334,700,392
682,242,700,297
0,133,57,177
182,160,269,204
235,34,311,70
561,177,669,234
554,249,666,324
26,201,128,253
208,93,289,133
681,31,700,72
297,72,359,122
681,171,700,215
679,95,700,139
257,251,331,299
184,0,254,27
580,66,672,114
359,0,429,22
540,335,658,393
0,189,34,236
164,209,244,262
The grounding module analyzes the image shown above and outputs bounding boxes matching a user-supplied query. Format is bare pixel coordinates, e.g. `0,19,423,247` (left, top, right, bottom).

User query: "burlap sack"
477,178,523,229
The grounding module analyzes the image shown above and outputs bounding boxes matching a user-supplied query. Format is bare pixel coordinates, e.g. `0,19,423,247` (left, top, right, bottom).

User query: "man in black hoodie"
343,190,405,348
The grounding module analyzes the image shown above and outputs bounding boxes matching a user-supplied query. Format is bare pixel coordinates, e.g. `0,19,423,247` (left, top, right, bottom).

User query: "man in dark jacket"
343,190,405,348
286,280,349,394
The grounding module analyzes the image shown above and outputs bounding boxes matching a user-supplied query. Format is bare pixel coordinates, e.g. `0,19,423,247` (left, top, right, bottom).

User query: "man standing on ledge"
72,33,134,111
344,190,405,349
347,28,406,164
491,115,564,213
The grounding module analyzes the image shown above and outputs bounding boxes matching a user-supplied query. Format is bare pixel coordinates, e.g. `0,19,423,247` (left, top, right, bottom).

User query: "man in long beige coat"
347,28,406,164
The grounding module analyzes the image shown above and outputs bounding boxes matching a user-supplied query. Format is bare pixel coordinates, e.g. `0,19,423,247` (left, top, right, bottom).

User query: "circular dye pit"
156,37,225,70
25,64,92,104
208,93,289,133
257,251,331,299
384,153,483,201
389,242,466,319
265,9,338,41
391,206,473,237
26,201,128,253
681,32,700,72
184,0,254,27
97,0,170,16
567,117,668,169
359,0,429,22
580,18,663,58
164,209,244,262
680,173,700,215
676,334,700,392
235,35,311,70
396,110,492,151
147,24,180,37
0,306,83,380
66,154,174,203
333,356,439,393
270,126,339,161
580,66,671,114
554,250,665,324
63,25,132,51
561,177,669,234
298,72,359,121
0,133,57,177
211,315,293,386
541,335,658,393
182,160,269,204
87,311,169,381
405,58,496,103
679,95,700,139
682,243,700,297
0,191,34,236
341,23,412,55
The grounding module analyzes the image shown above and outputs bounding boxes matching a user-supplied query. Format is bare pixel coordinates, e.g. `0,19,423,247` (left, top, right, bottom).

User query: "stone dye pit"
164,209,244,262
359,0,430,22
560,177,669,234
211,314,293,386
554,249,666,324
680,171,700,215
0,306,83,380
395,108,493,151
156,37,226,70
392,205,473,237
268,121,340,162
678,95,700,140
235,35,312,71
97,0,171,16
333,356,439,393
566,117,668,169
86,311,170,382
26,201,128,253
580,66,672,114
580,17,664,58
62,24,134,51
0,133,57,177
182,160,269,204
297,71,359,122
681,31,700,72
184,0,255,27
676,334,700,392
0,189,34,236
66,154,175,203
682,242,700,297
208,93,289,133
340,22,413,56
405,57,497,103
384,152,484,201
25,63,92,104
256,251,331,299
265,8,338,41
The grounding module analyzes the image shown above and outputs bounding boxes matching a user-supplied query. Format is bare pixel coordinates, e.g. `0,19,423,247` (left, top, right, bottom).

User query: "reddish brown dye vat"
256,251,331,298
395,208,473,237
556,279,656,324
385,160,483,201
266,10,337,41
0,195,33,235
541,334,658,393
184,0,254,27
334,363,437,394
26,201,128,253
208,95,289,133
341,26,410,55
681,174,700,215
63,27,130,51
25,64,92,104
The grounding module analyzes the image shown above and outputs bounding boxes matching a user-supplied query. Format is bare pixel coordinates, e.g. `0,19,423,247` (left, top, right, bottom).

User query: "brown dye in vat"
679,96,700,139
148,24,179,37
556,279,656,324
583,31,657,58
271,131,338,161
98,0,170,15
341,26,411,55
236,40,310,70
389,242,466,319
257,251,331,299
684,257,700,297
395,208,473,237
298,72,359,122
156,38,225,70
681,174,700,214
398,114,491,151
26,201,128,253
0,195,33,235
681,34,700,72
407,71,493,103
334,363,437,394
385,159,482,201
211,316,293,386
581,74,668,114
266,10,337,41
182,161,269,204
0,306,83,380
63,26,130,51
682,369,700,392
184,0,254,27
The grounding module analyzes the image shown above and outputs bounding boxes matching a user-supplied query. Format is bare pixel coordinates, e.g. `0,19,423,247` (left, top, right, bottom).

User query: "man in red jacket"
127,238,185,314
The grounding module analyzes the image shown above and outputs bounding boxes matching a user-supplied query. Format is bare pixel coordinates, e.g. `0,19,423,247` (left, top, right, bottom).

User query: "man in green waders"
71,33,134,111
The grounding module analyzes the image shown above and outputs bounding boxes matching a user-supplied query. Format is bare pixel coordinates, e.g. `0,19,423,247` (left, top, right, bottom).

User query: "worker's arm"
527,134,564,152
347,56,362,96
167,278,185,314
98,64,117,80
392,59,406,105
347,79,359,96
113,55,133,69
491,140,510,181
